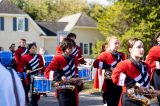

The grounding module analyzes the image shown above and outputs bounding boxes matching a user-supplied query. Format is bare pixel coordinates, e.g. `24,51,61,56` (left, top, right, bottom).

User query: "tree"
10,0,89,21
94,0,160,57
87,3,106,21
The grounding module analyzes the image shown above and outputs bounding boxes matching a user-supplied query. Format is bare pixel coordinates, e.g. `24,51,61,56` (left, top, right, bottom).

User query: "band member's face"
11,45,15,51
130,40,144,58
29,46,37,54
70,37,76,41
157,36,160,44
109,38,120,51
65,47,73,55
19,40,26,47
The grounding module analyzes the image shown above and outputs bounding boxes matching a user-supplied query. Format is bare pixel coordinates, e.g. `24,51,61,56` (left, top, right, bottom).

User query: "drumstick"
26,67,44,74
78,57,84,60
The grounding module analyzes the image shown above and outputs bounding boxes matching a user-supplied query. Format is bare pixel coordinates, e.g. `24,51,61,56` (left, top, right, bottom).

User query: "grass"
82,80,102,95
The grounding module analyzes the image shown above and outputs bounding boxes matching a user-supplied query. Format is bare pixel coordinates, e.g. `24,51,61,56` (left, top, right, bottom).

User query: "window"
17,17,25,31
83,43,89,55
80,42,92,55
0,17,4,31
13,17,28,32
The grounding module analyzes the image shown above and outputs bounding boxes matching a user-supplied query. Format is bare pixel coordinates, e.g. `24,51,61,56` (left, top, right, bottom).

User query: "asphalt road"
39,92,103,106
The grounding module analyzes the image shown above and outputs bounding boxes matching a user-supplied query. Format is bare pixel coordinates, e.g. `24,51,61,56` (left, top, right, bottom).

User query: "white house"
41,13,105,57
0,0,46,51
0,0,105,57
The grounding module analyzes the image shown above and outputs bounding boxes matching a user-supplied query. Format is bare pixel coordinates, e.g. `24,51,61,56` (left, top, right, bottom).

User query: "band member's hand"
54,82,59,87
27,70,31,74
61,76,67,82
77,80,83,86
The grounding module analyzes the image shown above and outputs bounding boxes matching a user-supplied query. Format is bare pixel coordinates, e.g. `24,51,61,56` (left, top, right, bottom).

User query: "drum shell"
0,51,12,66
33,76,51,93
43,55,54,67
78,67,91,81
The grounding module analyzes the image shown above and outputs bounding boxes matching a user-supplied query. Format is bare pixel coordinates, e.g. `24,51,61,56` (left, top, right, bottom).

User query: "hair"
107,36,118,46
67,33,76,39
9,43,15,48
0,46,4,51
100,43,107,53
60,38,76,52
20,38,26,42
127,38,143,54
27,43,37,51
155,32,160,40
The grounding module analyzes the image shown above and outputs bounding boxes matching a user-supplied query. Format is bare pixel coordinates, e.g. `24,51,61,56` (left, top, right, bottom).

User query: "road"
39,92,103,106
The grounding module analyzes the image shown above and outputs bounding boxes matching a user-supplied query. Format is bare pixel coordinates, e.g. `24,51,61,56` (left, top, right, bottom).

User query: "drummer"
15,38,28,71
56,33,86,65
19,43,45,106
44,38,80,106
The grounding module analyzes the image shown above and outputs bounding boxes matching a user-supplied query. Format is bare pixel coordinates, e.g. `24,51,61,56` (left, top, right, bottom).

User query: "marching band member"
146,32,160,90
112,38,151,106
15,39,28,71
93,36,125,106
19,43,45,106
93,43,107,89
14,39,28,103
9,43,16,70
56,33,86,65
44,38,80,106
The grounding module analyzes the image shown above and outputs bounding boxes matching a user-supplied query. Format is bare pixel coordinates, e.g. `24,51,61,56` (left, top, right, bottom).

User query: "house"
36,21,68,54
0,0,105,57
0,0,46,51
58,13,105,57
38,13,105,57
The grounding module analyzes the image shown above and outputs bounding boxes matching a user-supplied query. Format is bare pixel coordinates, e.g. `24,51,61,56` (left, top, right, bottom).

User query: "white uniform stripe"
21,49,28,56
69,59,74,65
118,73,126,86
156,61,160,68
30,59,38,67
144,73,149,82
49,71,54,80
73,49,78,55
71,64,75,70
63,65,69,71
99,61,103,69
29,55,38,64
65,70,71,75
134,74,142,81
32,63,39,70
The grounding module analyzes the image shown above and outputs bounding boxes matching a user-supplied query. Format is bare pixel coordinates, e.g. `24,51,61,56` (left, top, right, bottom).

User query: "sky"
87,0,115,6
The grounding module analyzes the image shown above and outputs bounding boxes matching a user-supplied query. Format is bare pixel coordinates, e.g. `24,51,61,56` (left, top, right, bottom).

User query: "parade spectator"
0,63,25,106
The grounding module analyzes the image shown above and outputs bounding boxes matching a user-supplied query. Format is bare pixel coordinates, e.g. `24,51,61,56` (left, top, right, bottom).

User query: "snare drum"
43,55,54,67
0,51,12,66
33,76,51,93
78,67,92,81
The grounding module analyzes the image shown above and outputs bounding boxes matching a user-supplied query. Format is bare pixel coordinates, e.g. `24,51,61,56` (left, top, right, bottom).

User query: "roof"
75,14,97,27
36,21,68,36
58,12,97,31
0,0,26,14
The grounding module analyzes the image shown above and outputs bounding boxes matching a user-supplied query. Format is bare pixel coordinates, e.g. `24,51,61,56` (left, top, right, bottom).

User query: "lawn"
82,80,101,95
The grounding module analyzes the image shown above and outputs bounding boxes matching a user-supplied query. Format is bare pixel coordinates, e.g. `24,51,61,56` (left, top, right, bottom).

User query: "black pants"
22,80,30,103
22,80,39,106
153,71,160,90
102,79,122,106
58,89,77,106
